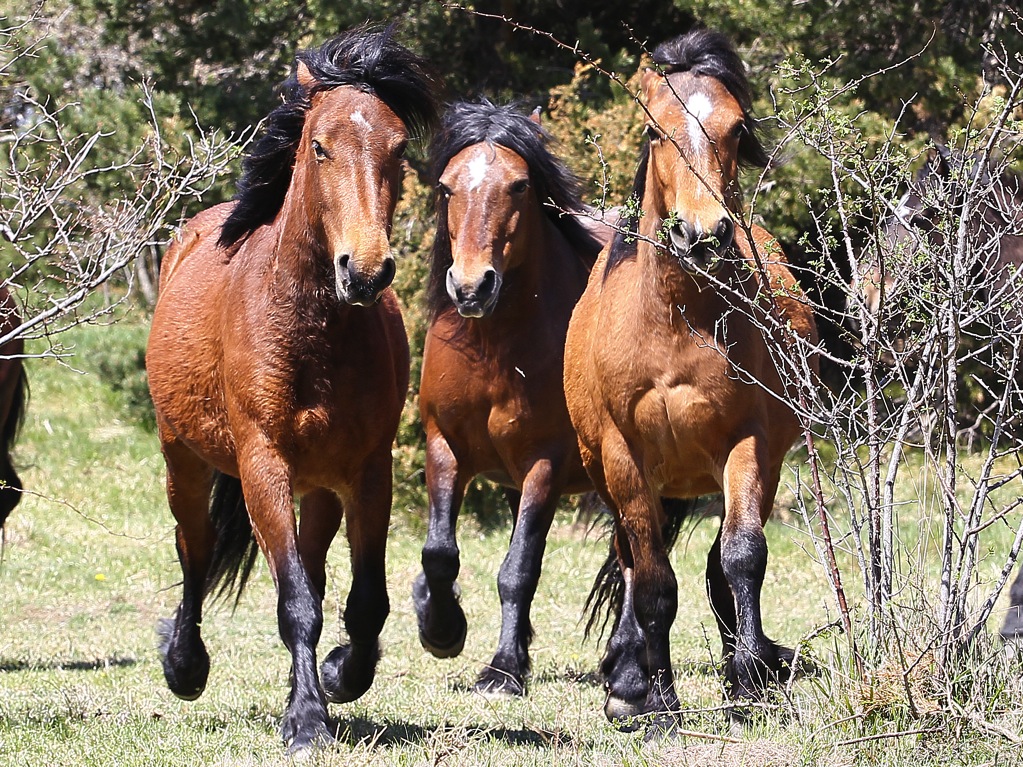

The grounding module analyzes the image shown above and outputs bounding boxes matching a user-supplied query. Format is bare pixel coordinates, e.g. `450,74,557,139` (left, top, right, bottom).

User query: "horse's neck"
495,217,583,315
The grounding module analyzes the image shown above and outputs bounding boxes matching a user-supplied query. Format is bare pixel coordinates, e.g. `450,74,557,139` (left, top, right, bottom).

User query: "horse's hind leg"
706,523,739,659
475,463,560,697
157,437,215,700
414,433,469,658
321,452,392,704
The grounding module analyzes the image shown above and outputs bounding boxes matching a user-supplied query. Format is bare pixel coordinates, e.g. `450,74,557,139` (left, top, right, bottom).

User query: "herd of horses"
1,22,1021,754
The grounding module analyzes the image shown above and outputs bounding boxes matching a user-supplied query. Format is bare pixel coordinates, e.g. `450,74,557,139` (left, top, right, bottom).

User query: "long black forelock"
425,99,602,318
218,24,437,249
652,28,769,169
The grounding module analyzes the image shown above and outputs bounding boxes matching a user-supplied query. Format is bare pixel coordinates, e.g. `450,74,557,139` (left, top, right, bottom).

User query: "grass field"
1,310,1021,766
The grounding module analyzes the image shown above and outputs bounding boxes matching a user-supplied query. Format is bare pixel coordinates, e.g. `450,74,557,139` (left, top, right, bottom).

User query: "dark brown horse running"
145,27,436,753
564,29,818,728
413,100,607,697
0,284,27,529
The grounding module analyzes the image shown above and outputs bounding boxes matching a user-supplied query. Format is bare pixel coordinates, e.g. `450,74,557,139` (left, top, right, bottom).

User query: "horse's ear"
932,144,952,177
529,106,542,126
295,60,317,93
641,67,663,99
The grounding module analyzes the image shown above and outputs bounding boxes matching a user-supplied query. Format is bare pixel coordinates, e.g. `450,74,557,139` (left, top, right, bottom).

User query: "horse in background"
859,147,1023,648
145,27,436,753
564,29,818,729
413,100,611,697
859,146,1023,343
0,284,27,529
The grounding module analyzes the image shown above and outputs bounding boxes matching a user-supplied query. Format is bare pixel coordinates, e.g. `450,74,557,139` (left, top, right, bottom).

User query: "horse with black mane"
564,29,818,729
145,26,436,753
0,284,27,529
413,99,609,697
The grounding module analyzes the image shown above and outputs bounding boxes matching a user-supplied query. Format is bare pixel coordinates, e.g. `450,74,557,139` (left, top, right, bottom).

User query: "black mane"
605,28,767,278
218,24,438,249
426,99,603,318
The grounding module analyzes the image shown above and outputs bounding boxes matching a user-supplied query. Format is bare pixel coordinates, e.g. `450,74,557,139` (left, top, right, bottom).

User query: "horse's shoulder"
160,203,238,288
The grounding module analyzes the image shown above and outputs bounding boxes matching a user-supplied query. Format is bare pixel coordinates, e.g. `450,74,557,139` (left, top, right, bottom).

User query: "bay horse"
145,27,436,753
413,100,608,697
564,29,819,727
0,284,27,529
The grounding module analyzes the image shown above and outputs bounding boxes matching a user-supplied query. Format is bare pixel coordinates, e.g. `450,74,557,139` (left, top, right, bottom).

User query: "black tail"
205,471,260,606
0,365,28,525
583,497,701,642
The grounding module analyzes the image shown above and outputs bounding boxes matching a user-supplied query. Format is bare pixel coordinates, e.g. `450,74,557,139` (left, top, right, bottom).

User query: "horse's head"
438,138,535,318
298,71,408,306
639,30,768,275
427,101,597,319
217,25,437,307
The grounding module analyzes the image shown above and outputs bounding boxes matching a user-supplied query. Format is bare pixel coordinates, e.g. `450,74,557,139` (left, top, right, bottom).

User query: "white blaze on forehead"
350,110,373,131
466,150,490,192
685,92,713,151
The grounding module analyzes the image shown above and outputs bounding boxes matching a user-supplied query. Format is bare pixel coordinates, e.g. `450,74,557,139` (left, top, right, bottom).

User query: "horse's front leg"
720,436,792,705
601,438,680,721
156,432,215,702
238,444,329,753
414,431,470,658
475,460,561,697
320,451,392,704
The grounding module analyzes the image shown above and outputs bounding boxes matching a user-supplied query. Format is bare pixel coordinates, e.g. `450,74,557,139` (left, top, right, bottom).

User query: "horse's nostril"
668,221,696,254
378,257,396,289
713,218,734,251
478,269,498,297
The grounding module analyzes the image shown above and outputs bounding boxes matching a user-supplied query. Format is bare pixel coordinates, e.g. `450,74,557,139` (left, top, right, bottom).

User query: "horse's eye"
732,122,746,139
311,139,329,161
510,179,529,195
437,182,452,198
644,124,664,142
394,140,408,159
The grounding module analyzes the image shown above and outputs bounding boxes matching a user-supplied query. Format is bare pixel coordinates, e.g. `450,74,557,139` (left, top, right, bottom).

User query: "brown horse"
413,100,608,697
564,29,819,728
0,284,27,529
145,27,436,753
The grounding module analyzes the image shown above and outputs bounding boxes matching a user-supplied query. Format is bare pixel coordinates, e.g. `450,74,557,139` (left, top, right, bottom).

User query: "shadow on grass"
0,654,137,673
331,715,577,750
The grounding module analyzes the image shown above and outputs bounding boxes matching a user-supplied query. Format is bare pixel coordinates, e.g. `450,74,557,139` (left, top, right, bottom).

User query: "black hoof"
281,713,333,756
156,617,209,701
474,666,526,699
413,574,467,659
321,643,379,704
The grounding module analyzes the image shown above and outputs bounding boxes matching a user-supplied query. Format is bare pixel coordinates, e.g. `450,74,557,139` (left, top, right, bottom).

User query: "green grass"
1,312,1021,766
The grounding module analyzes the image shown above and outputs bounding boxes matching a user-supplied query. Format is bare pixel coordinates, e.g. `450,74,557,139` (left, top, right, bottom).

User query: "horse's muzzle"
667,216,734,275
446,267,502,318
335,254,396,306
